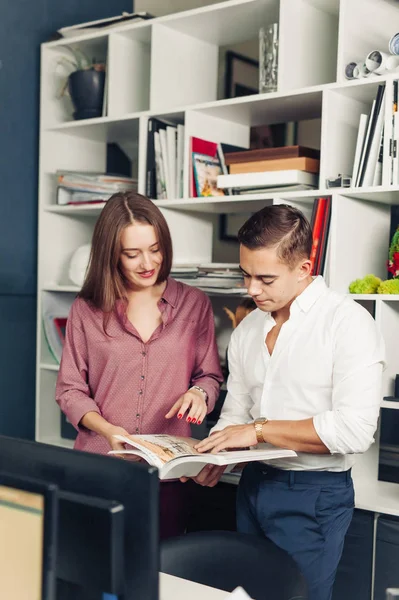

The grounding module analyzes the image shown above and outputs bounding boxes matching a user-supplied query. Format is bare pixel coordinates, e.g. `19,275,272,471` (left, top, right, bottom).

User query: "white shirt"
212,277,385,471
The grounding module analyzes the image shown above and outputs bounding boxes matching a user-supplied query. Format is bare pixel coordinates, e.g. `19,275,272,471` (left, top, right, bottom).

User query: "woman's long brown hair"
79,191,173,314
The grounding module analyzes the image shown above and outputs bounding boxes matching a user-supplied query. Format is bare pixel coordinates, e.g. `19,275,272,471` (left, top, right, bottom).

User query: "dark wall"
0,0,130,438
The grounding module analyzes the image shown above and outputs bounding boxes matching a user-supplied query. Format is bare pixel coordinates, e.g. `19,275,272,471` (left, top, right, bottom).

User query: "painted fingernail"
187,417,192,423
192,418,197,424
178,414,183,419
197,420,202,425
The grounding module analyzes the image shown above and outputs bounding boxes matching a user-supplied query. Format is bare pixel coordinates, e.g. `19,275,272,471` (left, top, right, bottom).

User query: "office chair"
160,530,307,600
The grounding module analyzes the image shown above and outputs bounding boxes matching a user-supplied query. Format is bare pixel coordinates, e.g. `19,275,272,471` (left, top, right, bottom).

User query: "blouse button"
141,375,145,380
138,390,143,395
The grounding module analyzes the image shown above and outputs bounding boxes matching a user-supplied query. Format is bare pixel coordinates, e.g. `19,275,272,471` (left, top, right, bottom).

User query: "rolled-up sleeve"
56,302,101,429
190,295,224,413
313,302,385,455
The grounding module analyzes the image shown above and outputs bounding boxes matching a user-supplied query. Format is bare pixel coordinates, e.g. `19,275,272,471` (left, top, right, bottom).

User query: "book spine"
224,146,320,165
310,199,326,275
146,118,155,198
359,84,385,187
315,197,331,276
229,157,320,175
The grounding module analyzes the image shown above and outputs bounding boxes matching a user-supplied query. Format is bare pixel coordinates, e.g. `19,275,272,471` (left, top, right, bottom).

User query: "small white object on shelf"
68,244,91,287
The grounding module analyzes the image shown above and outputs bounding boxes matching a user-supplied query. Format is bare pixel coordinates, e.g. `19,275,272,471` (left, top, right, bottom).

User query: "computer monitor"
0,436,159,600
57,490,124,598
0,470,58,600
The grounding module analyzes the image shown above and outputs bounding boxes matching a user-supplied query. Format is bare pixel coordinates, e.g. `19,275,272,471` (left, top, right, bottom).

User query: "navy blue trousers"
237,462,354,600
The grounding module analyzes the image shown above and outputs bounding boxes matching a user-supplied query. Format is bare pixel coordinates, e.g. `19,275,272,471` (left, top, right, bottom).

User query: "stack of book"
145,118,185,200
352,83,385,187
171,264,246,295
56,171,138,205
217,146,320,194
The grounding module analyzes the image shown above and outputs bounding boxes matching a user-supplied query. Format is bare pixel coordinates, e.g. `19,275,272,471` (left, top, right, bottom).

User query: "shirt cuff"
65,398,101,431
313,412,337,454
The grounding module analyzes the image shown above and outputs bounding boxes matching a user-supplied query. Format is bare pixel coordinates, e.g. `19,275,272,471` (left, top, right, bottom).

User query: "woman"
56,191,223,537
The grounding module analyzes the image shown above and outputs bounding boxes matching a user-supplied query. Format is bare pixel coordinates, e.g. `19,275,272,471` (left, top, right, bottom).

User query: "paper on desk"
224,587,253,599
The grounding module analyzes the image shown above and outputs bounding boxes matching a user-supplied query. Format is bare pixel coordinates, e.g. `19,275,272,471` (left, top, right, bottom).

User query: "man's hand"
165,389,207,425
180,464,227,487
194,424,257,454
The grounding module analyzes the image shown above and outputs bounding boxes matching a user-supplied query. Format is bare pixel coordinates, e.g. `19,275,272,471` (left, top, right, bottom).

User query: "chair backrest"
160,530,307,600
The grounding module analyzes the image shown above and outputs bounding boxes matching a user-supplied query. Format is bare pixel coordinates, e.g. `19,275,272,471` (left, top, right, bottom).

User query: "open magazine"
109,434,297,480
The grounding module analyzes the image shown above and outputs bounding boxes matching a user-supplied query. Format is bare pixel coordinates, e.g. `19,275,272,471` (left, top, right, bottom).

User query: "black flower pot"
68,68,105,120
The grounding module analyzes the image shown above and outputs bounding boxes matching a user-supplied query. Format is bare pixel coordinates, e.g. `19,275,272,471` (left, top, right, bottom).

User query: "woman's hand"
103,424,131,452
165,388,207,425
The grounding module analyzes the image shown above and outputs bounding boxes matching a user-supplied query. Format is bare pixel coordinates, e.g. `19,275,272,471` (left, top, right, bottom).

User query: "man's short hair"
238,204,313,268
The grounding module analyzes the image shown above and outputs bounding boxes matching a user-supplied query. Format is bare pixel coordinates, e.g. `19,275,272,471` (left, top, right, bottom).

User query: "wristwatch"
254,417,269,444
190,385,208,403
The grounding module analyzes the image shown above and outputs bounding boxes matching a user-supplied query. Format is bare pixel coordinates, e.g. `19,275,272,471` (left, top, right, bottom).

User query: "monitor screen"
0,472,57,600
0,484,44,599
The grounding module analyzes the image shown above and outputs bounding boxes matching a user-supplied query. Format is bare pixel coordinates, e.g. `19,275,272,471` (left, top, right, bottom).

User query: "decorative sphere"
69,244,91,286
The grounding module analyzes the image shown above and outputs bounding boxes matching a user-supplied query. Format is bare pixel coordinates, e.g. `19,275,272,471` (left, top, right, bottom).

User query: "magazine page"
112,434,199,469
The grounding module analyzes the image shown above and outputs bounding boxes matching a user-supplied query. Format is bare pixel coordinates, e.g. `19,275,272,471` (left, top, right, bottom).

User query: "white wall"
135,0,229,17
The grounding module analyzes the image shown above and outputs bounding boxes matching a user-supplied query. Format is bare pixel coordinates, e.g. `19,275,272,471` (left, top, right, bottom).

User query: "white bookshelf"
38,0,399,519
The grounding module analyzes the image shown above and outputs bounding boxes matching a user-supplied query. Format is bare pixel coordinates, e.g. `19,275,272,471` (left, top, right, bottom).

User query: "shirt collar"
161,277,178,308
261,276,327,324
291,276,327,315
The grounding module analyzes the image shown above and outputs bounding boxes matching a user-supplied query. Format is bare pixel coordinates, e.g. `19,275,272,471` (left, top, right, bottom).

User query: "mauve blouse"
56,277,223,454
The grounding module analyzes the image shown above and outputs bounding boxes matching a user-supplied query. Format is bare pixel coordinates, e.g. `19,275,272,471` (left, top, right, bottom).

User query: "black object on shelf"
68,69,105,120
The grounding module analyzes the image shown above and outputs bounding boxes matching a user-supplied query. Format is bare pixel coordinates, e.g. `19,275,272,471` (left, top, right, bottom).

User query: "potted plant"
58,46,106,120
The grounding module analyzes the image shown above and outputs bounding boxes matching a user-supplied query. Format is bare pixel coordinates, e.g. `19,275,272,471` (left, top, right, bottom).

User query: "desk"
160,573,228,599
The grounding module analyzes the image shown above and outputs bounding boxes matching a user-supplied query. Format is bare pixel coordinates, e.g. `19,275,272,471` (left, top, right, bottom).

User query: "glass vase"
259,23,279,94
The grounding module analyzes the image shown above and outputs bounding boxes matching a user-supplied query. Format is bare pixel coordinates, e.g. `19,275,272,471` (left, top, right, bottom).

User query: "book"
145,118,169,198
192,153,225,197
229,157,320,175
57,188,110,205
357,84,385,187
361,84,385,187
309,197,331,276
108,434,297,480
351,114,368,184
315,197,331,276
224,146,320,165
217,170,318,190
234,184,315,194
189,137,218,197
57,12,154,38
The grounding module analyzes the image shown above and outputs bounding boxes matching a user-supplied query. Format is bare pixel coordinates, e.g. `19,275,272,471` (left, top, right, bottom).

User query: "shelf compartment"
41,36,109,129
337,0,399,84
278,0,339,92
107,28,152,117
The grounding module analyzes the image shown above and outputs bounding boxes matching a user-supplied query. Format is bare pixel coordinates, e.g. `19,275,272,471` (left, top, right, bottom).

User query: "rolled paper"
345,62,357,79
389,32,399,55
365,50,389,74
353,62,370,78
386,55,399,71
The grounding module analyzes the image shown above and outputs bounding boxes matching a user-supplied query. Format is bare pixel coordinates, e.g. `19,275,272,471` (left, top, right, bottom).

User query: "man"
192,204,385,600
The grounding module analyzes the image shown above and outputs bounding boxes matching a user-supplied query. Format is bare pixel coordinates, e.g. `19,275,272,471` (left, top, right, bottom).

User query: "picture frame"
219,212,253,242
224,51,259,99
